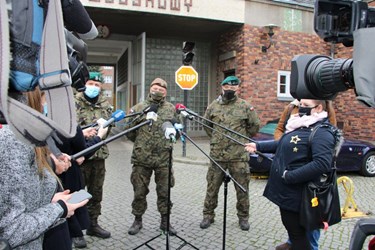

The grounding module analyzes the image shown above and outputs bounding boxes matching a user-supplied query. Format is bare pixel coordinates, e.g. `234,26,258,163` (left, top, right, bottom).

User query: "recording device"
65,30,89,92
290,0,375,107
67,189,92,204
175,103,196,119
162,121,177,143
146,104,159,131
101,110,126,128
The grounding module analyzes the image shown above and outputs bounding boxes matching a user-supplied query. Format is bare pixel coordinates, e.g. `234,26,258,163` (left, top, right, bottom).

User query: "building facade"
81,0,375,141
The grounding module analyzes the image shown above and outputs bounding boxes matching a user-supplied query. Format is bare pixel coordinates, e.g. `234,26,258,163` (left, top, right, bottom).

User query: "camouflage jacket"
204,95,261,162
75,93,113,160
125,95,177,167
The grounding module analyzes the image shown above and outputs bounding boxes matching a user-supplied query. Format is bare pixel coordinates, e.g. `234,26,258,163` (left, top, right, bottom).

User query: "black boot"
160,215,177,235
239,218,250,231
128,216,143,235
86,219,111,239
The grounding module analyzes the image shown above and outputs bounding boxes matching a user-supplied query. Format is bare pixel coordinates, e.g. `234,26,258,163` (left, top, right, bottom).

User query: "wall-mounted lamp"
261,24,279,53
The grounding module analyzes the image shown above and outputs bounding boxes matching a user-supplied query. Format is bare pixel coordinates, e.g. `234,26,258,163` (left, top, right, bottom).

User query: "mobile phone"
67,190,92,204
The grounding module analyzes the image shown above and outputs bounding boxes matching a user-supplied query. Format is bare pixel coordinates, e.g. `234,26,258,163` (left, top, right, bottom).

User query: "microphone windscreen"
113,110,126,121
175,103,186,113
62,0,97,39
170,118,179,125
149,104,159,113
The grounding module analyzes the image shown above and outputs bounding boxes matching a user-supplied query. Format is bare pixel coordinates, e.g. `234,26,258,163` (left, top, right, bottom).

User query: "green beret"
221,76,240,86
89,72,104,83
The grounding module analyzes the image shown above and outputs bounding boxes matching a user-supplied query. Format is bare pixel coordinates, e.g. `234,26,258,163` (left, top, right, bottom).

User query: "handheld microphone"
146,111,158,131
162,121,177,143
101,110,126,128
146,104,159,131
170,118,185,143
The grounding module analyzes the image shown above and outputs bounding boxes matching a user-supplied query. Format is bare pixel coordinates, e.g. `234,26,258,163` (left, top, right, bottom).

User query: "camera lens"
306,57,354,99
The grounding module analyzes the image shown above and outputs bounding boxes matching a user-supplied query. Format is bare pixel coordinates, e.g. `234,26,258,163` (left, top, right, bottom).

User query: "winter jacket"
259,120,335,212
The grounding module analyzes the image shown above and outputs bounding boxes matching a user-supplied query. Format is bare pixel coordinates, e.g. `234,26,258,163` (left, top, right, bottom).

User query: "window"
103,75,113,84
277,71,293,101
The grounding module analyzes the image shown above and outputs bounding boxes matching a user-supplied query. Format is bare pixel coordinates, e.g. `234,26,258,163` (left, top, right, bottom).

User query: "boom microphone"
175,103,195,120
101,110,126,128
170,118,185,143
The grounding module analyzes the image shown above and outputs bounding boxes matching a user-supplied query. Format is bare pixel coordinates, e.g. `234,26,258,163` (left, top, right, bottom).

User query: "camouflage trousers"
203,161,250,220
130,164,175,217
80,159,106,220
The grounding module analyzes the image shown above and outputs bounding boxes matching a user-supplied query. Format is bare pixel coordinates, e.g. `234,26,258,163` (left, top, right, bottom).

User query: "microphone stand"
179,130,246,250
183,109,257,143
71,120,151,160
191,118,273,162
133,138,199,250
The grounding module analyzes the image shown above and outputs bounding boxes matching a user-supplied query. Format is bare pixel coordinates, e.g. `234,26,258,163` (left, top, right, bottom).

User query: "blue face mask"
43,103,48,116
84,86,100,98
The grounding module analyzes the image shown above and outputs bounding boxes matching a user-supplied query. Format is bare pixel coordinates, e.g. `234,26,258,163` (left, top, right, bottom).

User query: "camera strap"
0,0,77,149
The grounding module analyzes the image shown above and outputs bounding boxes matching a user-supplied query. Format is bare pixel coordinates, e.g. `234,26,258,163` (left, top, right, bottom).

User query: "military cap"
89,72,104,83
221,76,240,86
150,77,168,89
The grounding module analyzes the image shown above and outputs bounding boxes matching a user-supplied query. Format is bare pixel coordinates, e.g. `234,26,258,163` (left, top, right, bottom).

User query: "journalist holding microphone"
125,78,179,236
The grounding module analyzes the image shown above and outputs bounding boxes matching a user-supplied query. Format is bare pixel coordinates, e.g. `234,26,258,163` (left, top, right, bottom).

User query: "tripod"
179,131,246,250
133,141,199,250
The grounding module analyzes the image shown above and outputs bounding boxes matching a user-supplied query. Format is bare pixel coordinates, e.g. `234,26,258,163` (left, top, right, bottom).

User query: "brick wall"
217,25,375,142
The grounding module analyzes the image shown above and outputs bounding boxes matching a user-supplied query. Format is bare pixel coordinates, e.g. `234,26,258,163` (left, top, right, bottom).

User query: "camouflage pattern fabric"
80,159,105,220
202,95,260,220
125,94,178,217
203,162,250,220
75,92,112,220
75,92,112,160
204,95,260,162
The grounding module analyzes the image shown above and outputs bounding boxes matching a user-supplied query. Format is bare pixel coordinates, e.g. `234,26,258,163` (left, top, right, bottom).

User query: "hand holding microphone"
96,118,109,139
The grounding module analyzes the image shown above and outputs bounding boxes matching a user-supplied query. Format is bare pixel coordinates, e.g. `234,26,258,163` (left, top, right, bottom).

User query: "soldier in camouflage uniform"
200,76,261,231
75,72,113,239
126,78,179,236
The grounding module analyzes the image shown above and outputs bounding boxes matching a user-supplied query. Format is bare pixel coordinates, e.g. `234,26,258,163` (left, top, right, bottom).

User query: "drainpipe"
330,42,335,58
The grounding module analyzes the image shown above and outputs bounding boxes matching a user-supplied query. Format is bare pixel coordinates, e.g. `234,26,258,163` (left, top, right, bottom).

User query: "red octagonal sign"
175,66,199,90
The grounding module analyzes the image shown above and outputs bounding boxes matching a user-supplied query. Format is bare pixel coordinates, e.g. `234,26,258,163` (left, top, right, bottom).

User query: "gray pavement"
82,137,375,250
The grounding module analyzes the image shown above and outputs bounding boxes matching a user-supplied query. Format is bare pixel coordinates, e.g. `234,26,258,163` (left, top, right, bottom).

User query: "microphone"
175,103,196,120
146,111,158,131
101,110,126,128
170,118,185,143
162,121,177,143
146,104,159,131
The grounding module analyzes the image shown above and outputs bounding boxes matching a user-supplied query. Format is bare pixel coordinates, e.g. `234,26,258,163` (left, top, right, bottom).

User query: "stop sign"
175,66,199,90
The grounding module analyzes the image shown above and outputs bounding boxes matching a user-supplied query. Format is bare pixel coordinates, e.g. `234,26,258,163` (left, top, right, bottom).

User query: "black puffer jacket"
258,120,335,213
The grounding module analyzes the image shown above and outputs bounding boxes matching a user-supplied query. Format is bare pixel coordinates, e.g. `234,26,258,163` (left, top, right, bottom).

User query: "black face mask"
298,106,314,117
223,90,236,100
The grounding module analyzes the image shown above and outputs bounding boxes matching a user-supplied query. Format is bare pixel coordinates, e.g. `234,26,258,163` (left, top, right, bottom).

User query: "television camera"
290,0,375,107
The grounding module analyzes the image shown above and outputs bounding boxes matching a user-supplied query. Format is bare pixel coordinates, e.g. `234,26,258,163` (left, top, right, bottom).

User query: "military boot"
86,219,111,239
160,215,177,235
199,217,214,229
239,218,250,231
128,216,143,235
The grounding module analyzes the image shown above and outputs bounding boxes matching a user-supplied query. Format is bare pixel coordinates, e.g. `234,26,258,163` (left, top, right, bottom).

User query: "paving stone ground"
81,138,375,250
